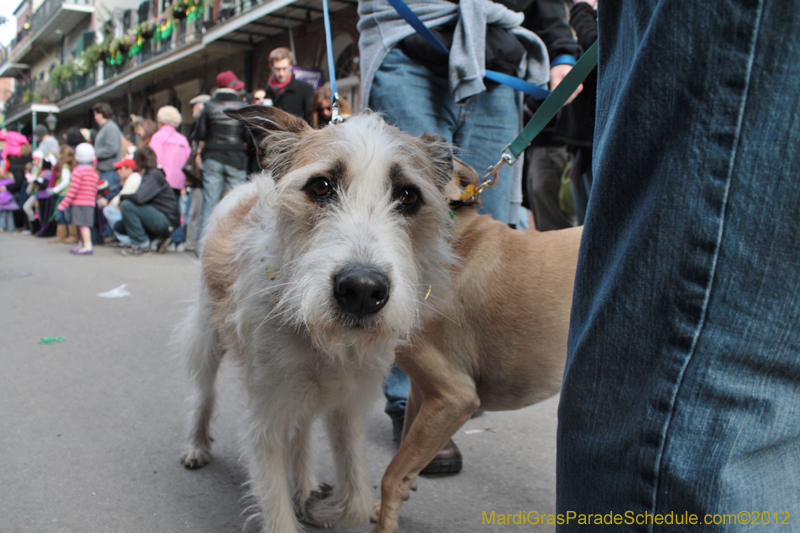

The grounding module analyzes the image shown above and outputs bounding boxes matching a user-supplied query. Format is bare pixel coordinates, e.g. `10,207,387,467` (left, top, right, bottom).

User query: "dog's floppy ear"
225,105,311,177
419,133,453,192
453,157,480,188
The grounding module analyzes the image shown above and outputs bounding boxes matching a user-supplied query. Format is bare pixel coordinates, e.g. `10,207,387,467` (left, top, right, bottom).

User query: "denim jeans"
371,48,522,418
119,200,172,246
558,1,800,529
370,48,521,225
197,158,247,248
54,197,71,225
169,188,185,244
101,170,120,199
102,204,130,245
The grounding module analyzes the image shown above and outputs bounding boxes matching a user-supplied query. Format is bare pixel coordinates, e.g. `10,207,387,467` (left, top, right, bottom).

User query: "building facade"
0,0,360,141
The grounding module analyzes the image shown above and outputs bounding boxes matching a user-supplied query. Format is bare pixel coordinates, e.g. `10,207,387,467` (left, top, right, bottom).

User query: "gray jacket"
94,120,122,172
357,0,549,106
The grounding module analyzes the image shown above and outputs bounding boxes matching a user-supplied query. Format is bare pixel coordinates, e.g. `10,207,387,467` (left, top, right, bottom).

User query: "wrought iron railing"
4,72,96,117
6,0,275,114
30,0,94,37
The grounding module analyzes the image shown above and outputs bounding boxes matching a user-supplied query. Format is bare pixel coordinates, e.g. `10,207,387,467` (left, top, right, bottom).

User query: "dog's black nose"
333,267,391,317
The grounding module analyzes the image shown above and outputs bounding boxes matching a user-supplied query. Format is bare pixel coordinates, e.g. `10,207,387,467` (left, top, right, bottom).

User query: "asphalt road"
1,232,559,533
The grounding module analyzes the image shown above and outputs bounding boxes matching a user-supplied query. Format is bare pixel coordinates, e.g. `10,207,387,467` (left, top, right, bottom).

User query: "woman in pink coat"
149,105,191,248
150,106,191,191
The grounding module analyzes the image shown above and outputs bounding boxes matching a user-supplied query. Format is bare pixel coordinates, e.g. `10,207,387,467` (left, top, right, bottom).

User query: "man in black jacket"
118,146,181,257
264,47,315,122
193,70,249,247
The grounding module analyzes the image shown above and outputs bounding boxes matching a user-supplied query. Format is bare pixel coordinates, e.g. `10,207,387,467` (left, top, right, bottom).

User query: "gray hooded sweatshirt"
357,0,550,106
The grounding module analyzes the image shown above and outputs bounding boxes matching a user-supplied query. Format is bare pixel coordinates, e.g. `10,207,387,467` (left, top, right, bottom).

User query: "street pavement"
1,232,559,533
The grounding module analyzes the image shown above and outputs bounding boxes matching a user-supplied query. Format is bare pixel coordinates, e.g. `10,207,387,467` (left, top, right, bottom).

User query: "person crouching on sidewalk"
100,157,141,247
117,146,180,257
57,143,99,255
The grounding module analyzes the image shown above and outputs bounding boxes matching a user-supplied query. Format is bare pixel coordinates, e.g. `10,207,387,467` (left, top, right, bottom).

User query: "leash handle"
508,40,598,160
464,41,598,203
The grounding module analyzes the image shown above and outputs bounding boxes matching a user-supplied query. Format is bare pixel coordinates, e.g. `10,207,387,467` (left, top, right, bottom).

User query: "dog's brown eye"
395,186,421,213
305,177,334,202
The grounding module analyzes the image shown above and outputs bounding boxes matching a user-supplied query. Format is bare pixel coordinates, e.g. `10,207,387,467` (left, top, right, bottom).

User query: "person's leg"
0,211,15,231
197,158,225,251
526,145,574,231
119,200,152,248
168,188,185,245
23,194,37,223
384,364,409,429
137,204,173,241
371,48,457,419
78,226,92,250
455,82,521,225
102,204,131,245
185,186,203,250
370,47,464,473
222,162,247,197
558,1,800,527
369,48,458,144
101,170,121,198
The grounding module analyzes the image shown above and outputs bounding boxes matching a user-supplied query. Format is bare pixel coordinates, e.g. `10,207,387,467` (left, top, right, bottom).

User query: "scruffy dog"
177,106,455,533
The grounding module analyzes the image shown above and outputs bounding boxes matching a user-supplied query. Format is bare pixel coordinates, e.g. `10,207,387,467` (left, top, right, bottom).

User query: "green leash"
463,41,599,202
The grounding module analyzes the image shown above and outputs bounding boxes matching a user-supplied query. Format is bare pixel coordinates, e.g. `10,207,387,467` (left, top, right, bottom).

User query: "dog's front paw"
180,446,211,469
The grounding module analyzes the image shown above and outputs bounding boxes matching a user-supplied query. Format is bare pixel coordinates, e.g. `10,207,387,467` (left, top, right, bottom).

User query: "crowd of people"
0,46,355,258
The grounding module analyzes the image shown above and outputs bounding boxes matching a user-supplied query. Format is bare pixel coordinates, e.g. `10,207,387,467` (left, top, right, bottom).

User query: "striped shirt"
58,164,99,209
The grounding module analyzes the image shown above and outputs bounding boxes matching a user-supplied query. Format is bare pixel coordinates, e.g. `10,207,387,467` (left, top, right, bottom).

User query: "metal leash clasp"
330,91,344,125
461,145,518,202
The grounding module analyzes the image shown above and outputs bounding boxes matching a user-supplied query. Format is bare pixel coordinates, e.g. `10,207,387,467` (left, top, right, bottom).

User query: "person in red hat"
193,70,249,251
100,157,142,247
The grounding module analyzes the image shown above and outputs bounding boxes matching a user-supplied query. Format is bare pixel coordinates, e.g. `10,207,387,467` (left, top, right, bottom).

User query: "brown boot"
49,224,67,243
63,224,79,244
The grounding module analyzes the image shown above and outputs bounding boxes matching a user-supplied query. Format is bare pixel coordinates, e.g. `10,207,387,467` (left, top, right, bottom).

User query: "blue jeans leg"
54,198,71,225
197,158,247,248
369,48,519,224
101,170,120,199
557,1,800,528
169,189,185,244
384,364,409,421
371,48,521,419
119,200,171,246
102,204,130,245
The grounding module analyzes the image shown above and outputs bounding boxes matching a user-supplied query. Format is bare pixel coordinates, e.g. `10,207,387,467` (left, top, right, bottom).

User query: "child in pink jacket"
57,143,99,255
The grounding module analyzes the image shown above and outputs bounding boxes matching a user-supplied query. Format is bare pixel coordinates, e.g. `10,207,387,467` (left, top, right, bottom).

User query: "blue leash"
322,0,344,124
385,0,551,99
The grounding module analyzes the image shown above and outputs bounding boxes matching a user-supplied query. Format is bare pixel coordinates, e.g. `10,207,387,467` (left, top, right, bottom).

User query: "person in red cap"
99,157,142,247
193,70,250,251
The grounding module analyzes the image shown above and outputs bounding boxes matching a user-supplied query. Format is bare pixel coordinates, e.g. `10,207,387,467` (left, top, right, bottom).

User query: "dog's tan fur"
373,161,583,533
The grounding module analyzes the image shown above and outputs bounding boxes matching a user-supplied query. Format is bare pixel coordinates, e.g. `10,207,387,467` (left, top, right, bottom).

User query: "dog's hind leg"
304,406,374,528
180,299,224,469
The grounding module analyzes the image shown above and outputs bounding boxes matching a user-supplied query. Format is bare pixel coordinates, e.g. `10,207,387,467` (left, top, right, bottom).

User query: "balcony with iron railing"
4,0,356,125
4,72,96,119
1,0,95,69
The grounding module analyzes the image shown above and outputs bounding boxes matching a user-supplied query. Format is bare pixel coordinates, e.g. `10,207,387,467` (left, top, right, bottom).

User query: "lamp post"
45,112,58,133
